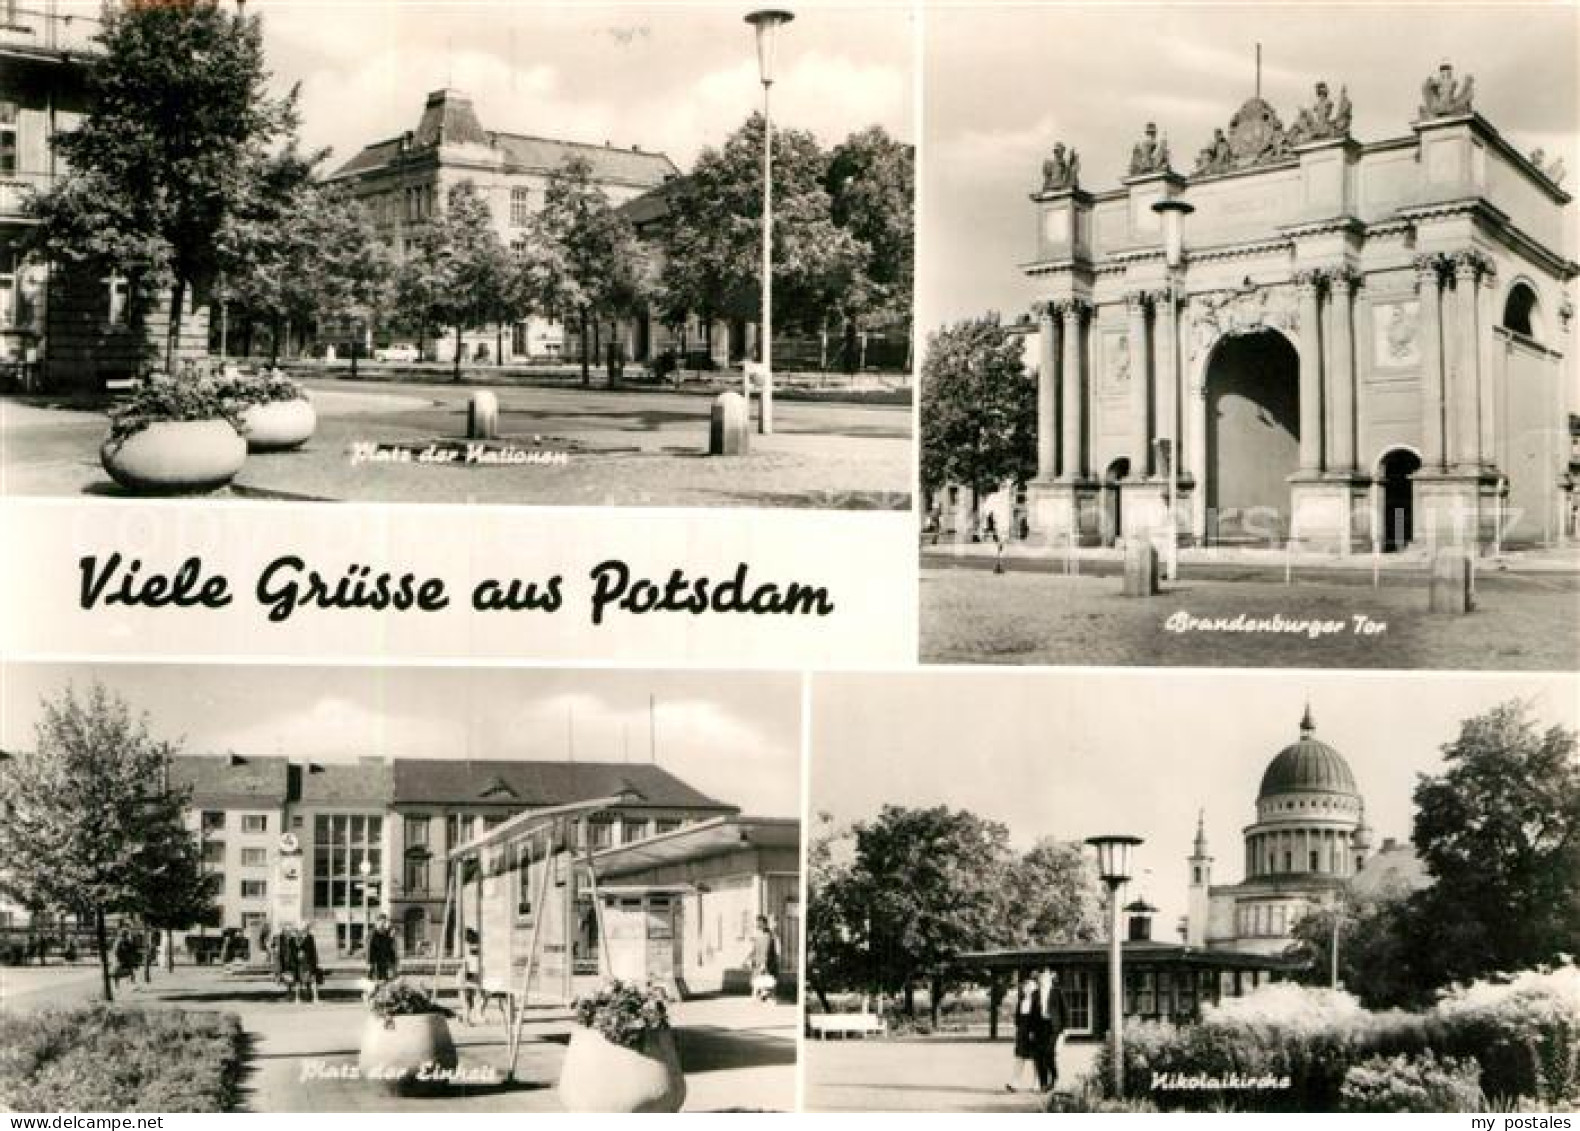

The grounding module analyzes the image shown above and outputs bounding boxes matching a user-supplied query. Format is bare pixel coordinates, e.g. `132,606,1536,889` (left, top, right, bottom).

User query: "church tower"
1185,809,1212,947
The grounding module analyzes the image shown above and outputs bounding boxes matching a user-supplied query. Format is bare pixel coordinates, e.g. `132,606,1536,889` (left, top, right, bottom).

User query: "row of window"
366,184,533,228
201,811,270,835
1,101,17,176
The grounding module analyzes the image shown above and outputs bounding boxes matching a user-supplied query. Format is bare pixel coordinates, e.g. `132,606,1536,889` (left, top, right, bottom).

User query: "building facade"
326,88,678,363
172,753,740,962
1022,62,1577,551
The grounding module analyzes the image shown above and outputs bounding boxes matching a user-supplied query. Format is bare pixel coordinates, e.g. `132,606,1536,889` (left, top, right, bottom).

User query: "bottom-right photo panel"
802,669,1579,1114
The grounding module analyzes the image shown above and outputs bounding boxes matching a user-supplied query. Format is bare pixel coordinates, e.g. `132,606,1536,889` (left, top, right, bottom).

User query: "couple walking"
1008,968,1067,1094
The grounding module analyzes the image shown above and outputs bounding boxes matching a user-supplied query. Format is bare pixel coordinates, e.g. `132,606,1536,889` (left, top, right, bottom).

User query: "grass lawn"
0,1005,246,1113
920,567,1580,670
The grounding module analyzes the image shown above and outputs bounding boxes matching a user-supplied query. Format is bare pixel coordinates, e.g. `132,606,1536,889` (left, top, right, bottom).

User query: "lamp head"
1085,833,1144,884
745,9,795,85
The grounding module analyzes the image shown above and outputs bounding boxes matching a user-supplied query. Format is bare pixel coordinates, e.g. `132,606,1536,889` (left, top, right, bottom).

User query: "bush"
572,980,671,1050
215,368,307,408
1340,1051,1484,1112
368,979,453,1027
105,375,244,449
0,1006,246,1112
1104,961,1580,1112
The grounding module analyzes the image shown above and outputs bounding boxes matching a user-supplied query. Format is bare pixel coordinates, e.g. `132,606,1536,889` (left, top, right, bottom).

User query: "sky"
810,669,1577,935
921,3,1580,328
245,1,914,174
0,664,802,818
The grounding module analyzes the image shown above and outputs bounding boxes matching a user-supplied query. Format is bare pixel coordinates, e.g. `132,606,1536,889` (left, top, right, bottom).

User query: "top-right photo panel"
918,4,1579,672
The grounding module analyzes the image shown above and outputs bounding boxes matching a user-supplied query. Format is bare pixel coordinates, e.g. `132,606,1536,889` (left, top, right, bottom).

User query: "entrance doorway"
1205,331,1300,543
403,907,427,955
1102,458,1130,547
1378,448,1422,551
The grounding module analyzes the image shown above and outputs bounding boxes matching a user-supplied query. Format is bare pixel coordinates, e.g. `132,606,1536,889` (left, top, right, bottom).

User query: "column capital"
1413,252,1450,285
1053,297,1093,322
1450,248,1493,282
1033,300,1059,322
1327,264,1362,294
1124,290,1151,315
1293,267,1327,295
1142,285,1176,310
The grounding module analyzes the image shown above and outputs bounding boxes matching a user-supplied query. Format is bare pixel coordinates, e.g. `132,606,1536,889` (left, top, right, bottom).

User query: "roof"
590,815,797,877
618,177,685,227
293,759,393,807
172,755,289,808
952,942,1302,973
391,759,734,812
329,89,678,188
1258,707,1357,799
1351,841,1432,900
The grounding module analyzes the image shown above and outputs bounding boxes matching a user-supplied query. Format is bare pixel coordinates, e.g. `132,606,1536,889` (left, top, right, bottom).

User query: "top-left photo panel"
0,0,914,510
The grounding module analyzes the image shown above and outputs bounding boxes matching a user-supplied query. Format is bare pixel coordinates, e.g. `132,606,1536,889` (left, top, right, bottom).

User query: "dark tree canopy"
395,181,510,379
919,315,1038,506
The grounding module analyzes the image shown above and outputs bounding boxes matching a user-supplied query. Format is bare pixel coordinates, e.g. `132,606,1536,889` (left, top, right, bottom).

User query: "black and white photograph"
0,2,913,508
804,668,1580,1113
0,664,802,1112
918,5,1580,669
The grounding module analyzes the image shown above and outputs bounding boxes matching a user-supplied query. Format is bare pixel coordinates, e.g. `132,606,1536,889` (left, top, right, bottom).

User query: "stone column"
1036,304,1058,480
1059,300,1087,480
1478,267,1498,469
1126,292,1150,472
1154,288,1177,475
1451,252,1484,471
1327,270,1358,475
1416,255,1446,471
1295,270,1325,473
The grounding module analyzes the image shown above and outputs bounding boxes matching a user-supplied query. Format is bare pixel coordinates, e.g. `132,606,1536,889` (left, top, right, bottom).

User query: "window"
201,841,225,865
105,276,129,326
240,912,266,929
404,815,430,848
1309,849,1320,873
311,813,383,910
656,819,681,836
588,820,614,850
240,847,267,868
404,854,429,895
201,811,226,834
0,101,17,176
621,819,649,845
240,879,267,899
241,814,268,834
510,187,530,227
1064,970,1093,1032
1156,971,1175,1018
0,248,15,330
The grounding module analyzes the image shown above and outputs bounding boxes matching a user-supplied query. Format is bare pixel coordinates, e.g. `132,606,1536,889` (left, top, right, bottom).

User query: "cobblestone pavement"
920,566,1580,670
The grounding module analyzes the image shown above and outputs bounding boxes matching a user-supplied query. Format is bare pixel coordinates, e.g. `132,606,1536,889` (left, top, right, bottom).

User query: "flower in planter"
571,979,672,1049
368,979,456,1029
104,374,246,452
214,368,309,409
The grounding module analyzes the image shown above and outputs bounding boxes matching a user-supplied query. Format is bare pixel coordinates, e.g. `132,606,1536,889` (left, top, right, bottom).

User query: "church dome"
1257,706,1357,798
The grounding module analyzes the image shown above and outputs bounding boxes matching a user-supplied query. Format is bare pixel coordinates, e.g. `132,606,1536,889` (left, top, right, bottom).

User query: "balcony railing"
0,5,101,57
0,171,54,219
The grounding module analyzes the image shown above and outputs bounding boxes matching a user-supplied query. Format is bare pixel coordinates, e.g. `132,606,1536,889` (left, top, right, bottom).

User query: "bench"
807,1012,887,1040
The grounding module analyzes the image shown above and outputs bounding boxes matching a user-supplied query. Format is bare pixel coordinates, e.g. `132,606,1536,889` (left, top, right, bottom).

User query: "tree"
919,315,1038,521
1286,884,1434,1009
1001,838,1105,949
395,181,510,380
657,114,862,357
1409,700,1580,986
27,0,304,372
0,683,216,1001
806,811,861,1013
826,127,914,370
514,156,646,387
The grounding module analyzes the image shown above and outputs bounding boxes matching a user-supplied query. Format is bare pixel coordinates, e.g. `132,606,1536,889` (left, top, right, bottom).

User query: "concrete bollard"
709,391,750,456
468,390,499,440
1122,538,1160,597
1428,548,1474,614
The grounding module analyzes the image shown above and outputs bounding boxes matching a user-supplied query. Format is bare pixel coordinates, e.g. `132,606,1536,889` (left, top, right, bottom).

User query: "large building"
1020,62,1577,551
326,88,678,363
170,752,783,971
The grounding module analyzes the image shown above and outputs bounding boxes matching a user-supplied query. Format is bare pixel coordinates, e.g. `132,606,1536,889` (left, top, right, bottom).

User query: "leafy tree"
395,181,510,380
0,683,216,1001
1286,884,1434,1009
1001,837,1104,948
806,812,861,1013
1409,700,1580,986
26,0,304,372
657,114,862,357
826,127,914,370
919,315,1038,519
514,156,646,387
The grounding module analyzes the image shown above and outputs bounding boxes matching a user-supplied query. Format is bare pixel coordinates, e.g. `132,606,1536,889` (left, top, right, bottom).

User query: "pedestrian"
112,927,137,986
456,928,483,1024
1032,967,1068,1092
293,927,323,1004
367,914,398,986
748,915,780,1003
1006,973,1039,1092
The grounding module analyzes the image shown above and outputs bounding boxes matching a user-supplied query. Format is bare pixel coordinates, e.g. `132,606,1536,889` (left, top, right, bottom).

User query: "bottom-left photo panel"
0,663,803,1114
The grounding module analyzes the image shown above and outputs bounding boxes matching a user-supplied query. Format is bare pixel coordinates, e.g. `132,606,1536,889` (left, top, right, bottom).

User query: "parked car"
374,343,420,362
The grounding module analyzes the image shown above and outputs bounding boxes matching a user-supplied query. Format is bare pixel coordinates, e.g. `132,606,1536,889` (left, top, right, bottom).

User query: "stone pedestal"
1429,548,1475,613
1025,478,1101,547
708,391,750,456
1289,476,1370,553
468,390,500,440
1120,480,1171,555
1122,539,1160,597
1413,471,1500,550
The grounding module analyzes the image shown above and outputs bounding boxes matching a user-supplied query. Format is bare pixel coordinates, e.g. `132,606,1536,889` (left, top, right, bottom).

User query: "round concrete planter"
240,397,316,452
100,419,247,496
558,1027,685,1112
357,1013,458,1096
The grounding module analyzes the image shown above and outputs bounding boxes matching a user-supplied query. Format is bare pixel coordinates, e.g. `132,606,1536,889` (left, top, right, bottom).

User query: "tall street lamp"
1086,834,1143,1098
1151,197,1193,581
746,8,794,435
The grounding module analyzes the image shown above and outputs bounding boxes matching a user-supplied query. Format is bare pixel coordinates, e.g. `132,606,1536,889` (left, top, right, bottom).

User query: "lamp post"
1086,834,1143,1098
358,856,373,949
746,8,793,435
1150,198,1193,581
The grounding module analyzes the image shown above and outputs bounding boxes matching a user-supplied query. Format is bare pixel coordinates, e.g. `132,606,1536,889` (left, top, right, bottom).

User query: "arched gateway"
1016,62,1576,553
